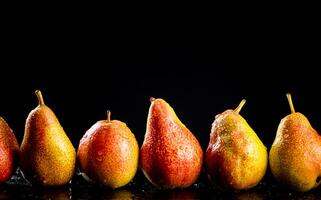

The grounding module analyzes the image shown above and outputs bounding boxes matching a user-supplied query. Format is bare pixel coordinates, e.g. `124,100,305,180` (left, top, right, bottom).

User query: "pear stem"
35,90,45,106
107,110,111,123
286,93,295,113
234,99,246,114
150,97,155,102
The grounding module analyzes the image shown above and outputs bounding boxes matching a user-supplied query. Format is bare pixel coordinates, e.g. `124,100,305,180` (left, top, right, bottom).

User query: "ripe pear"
0,117,19,183
77,111,139,189
140,98,203,189
269,94,321,192
19,90,76,186
205,99,268,190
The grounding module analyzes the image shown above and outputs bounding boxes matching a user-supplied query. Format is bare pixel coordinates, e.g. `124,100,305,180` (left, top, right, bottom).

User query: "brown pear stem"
150,97,155,102
286,93,295,113
35,90,45,106
234,99,246,114
107,110,111,123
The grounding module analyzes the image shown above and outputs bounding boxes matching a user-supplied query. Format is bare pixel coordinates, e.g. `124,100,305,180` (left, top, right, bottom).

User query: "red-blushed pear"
206,99,268,190
77,111,139,189
140,98,203,189
269,94,321,192
0,117,19,183
19,90,76,186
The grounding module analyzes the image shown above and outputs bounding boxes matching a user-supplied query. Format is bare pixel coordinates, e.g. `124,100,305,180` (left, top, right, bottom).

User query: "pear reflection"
97,190,133,200
219,191,266,200
149,190,199,200
38,187,71,200
291,194,320,200
0,191,14,200
272,193,320,200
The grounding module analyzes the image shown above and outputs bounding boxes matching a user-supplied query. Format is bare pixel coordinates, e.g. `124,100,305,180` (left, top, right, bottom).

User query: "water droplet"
96,157,103,162
43,180,47,184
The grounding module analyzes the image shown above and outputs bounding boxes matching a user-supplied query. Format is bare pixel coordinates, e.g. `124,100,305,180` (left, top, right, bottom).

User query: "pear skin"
140,98,203,189
269,94,321,192
0,117,19,183
19,90,76,186
206,100,268,190
77,111,139,189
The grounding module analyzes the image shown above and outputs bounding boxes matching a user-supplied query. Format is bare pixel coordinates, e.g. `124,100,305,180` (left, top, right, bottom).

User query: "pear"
19,90,76,186
269,94,321,192
77,111,139,189
140,98,203,189
0,117,19,183
205,99,268,190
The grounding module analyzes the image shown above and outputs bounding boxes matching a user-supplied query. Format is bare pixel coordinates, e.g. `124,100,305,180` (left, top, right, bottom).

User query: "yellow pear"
269,94,321,192
20,90,76,186
206,99,268,190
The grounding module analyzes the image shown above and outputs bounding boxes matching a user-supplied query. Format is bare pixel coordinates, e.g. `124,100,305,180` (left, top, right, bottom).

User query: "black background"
1,16,320,150
1,10,321,198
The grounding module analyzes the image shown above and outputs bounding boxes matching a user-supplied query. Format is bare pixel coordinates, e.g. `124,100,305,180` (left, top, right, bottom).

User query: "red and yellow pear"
269,94,321,192
140,98,203,189
78,111,139,189
0,117,19,183
206,99,268,190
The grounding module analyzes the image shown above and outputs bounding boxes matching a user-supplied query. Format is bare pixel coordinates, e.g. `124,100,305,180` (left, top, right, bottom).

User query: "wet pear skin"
269,94,321,192
206,104,268,190
140,98,203,189
0,117,19,183
77,115,139,189
270,112,321,192
19,91,76,186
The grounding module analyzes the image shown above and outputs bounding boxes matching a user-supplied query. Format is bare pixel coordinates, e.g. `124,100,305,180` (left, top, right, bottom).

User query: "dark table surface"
1,169,321,200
